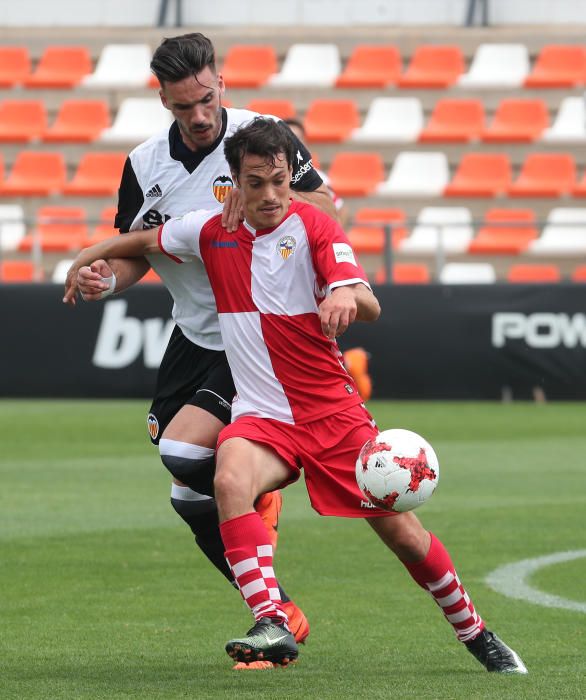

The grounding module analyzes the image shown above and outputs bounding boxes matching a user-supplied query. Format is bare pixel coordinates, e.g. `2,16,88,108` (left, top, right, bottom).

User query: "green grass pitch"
1,399,585,699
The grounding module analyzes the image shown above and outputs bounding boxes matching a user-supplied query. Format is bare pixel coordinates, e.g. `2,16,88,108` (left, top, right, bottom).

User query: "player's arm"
319,283,380,340
69,256,151,304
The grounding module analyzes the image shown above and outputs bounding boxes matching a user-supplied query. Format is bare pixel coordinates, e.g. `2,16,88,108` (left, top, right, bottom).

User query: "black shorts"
146,325,235,445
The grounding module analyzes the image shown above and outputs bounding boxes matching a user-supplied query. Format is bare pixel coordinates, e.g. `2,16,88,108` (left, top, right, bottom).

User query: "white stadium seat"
439,262,496,284
542,97,586,142
400,207,473,254
51,258,75,284
0,204,26,251
82,44,152,89
268,44,341,87
376,152,449,197
100,98,173,143
351,97,424,143
457,44,530,88
528,207,586,255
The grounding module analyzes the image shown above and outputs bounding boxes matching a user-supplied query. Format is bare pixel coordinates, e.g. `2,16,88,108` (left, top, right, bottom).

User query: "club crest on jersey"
277,235,296,260
212,175,234,203
147,413,159,440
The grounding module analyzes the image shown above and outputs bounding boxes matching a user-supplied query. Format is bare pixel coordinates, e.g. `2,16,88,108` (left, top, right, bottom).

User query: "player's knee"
170,482,218,525
213,461,242,503
159,438,216,496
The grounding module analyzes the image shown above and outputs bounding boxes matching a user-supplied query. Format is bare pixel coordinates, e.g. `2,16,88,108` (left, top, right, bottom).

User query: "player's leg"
215,433,300,666
368,513,527,673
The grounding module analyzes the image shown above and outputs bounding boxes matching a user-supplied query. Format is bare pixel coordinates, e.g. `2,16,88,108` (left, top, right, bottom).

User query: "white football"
356,428,439,512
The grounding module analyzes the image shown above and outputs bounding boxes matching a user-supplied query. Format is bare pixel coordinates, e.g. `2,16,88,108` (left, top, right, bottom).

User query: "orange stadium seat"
138,267,162,284
571,265,586,282
481,99,549,142
89,205,118,242
23,46,92,88
0,100,46,142
245,99,296,120
19,206,88,253
62,152,126,196
507,264,561,283
351,208,408,250
303,99,360,142
335,45,402,88
327,152,385,196
508,153,576,197
374,263,431,285
0,259,37,282
0,46,31,87
444,153,512,197
468,209,538,255
221,45,277,87
524,45,586,88
419,98,485,142
0,151,66,196
570,169,586,197
43,100,110,142
397,45,464,88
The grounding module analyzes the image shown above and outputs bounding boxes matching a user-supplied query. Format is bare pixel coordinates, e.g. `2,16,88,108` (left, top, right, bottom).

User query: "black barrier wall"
1,284,585,399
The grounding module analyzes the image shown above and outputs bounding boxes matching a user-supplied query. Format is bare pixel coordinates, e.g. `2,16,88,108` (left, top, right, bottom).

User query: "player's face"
159,66,225,151
237,153,292,230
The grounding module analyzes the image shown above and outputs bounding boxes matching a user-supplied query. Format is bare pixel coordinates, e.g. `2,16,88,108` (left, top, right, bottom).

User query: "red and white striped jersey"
159,200,370,424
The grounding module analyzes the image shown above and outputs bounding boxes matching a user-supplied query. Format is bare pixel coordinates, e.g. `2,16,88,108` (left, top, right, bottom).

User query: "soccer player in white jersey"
63,33,333,667
67,117,527,675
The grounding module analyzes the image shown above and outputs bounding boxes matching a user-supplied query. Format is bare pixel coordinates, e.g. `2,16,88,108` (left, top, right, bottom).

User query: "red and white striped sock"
403,532,484,642
220,512,288,625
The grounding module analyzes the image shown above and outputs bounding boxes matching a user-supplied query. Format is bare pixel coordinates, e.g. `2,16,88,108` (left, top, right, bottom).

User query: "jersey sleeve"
114,157,144,233
287,131,323,193
159,209,214,262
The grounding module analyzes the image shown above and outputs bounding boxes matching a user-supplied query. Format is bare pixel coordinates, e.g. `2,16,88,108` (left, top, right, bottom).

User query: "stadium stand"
571,265,586,282
439,262,497,284
100,97,172,142
397,45,464,88
400,207,473,254
351,97,424,142
444,153,512,197
377,152,449,197
0,151,66,196
348,210,408,254
18,206,88,253
62,152,126,196
81,43,152,88
51,258,76,283
0,204,26,251
0,259,37,281
268,43,341,86
543,96,586,142
245,99,296,119
23,46,92,88
508,153,576,197
419,98,485,142
43,99,111,142
524,44,586,87
374,263,431,284
327,152,385,196
221,45,277,87
507,263,562,282
468,208,538,255
0,100,46,142
481,99,549,142
89,205,118,243
0,46,31,87
303,99,360,142
528,208,586,255
457,43,530,88
335,45,402,88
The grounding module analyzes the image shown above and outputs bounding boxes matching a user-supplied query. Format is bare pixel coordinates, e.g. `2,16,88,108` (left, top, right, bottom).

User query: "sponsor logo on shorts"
212,175,234,203
333,242,357,266
277,235,296,260
147,413,159,440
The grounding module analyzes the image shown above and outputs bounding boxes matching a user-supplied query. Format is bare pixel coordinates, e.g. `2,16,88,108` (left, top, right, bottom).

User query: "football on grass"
356,429,439,512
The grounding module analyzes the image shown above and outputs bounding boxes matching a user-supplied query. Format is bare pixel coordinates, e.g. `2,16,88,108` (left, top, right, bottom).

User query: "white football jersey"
116,108,322,350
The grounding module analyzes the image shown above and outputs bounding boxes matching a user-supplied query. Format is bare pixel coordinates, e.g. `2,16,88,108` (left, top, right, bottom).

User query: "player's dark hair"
224,117,296,179
151,33,216,85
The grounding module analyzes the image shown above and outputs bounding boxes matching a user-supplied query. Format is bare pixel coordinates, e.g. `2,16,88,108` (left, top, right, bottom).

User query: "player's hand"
221,188,244,232
63,259,113,305
318,287,358,340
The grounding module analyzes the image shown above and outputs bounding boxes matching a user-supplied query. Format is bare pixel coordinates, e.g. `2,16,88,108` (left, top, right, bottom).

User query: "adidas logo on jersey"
146,184,162,198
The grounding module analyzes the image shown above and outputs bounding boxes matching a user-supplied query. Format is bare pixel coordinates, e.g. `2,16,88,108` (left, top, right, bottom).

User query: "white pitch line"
485,550,586,614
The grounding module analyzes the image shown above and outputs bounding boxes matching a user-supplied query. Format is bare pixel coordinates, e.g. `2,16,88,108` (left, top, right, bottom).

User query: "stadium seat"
377,152,449,197
81,44,152,88
439,262,496,284
354,207,408,241
543,97,586,142
571,265,586,282
374,263,430,285
397,45,464,88
400,207,473,254
51,258,76,284
327,152,385,196
138,267,162,284
0,151,66,196
63,152,126,196
23,46,92,88
481,99,549,142
0,259,38,282
221,44,277,87
89,205,118,242
507,264,561,283
457,43,530,88
100,98,172,143
528,208,586,255
348,209,408,253
444,153,513,198
0,46,31,87
508,153,576,197
351,97,423,142
0,100,46,142
571,169,586,197
304,99,360,142
268,44,341,87
468,209,538,254
0,204,26,251
335,45,402,88
19,206,88,253
419,99,485,142
245,99,296,119
524,45,586,88
43,99,110,142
